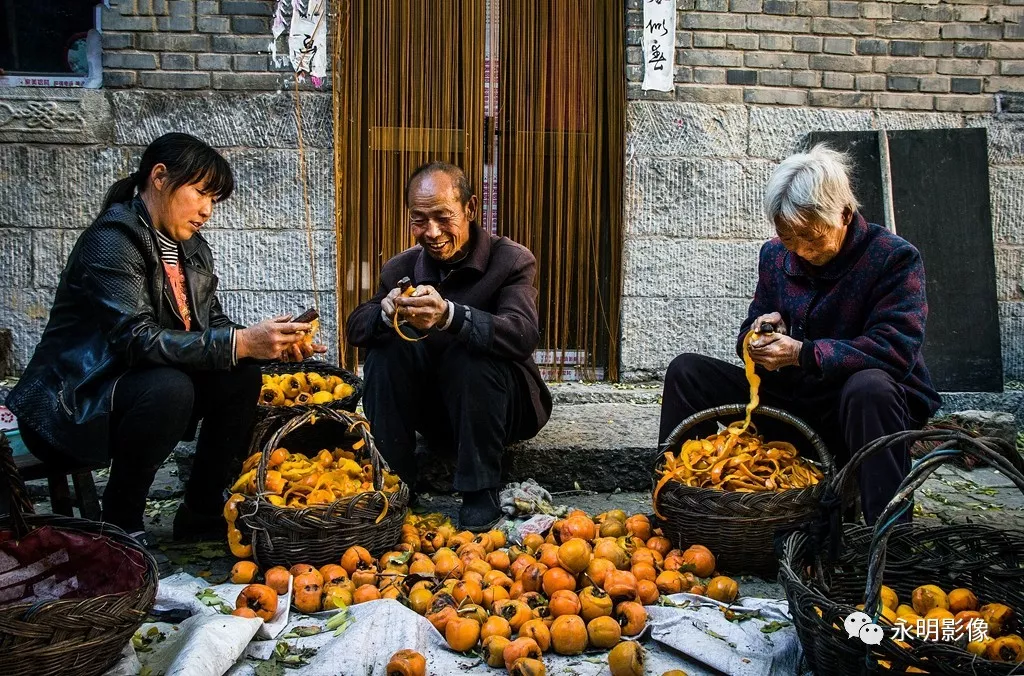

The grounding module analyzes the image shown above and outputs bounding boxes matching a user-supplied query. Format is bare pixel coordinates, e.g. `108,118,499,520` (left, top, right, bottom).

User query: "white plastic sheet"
107,574,806,675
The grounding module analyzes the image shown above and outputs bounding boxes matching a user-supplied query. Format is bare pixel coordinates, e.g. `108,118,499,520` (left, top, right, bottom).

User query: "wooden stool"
13,454,102,521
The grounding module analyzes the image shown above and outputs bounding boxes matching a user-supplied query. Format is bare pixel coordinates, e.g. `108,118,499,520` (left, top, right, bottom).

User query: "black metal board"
887,128,1002,392
806,130,885,227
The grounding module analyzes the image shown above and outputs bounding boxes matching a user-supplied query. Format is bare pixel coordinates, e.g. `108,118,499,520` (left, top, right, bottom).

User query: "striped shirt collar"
152,226,180,265
137,207,180,266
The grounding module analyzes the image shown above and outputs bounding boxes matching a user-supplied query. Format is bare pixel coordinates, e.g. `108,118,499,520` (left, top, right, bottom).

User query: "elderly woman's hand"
751,312,787,338
748,332,802,371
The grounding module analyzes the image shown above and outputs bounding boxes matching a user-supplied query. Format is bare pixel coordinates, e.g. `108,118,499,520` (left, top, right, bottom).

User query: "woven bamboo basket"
779,429,1024,675
0,434,157,676
236,406,409,569
654,403,834,575
257,360,363,419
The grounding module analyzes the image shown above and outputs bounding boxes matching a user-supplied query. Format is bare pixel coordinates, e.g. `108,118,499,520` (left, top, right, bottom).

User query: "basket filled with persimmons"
224,406,410,570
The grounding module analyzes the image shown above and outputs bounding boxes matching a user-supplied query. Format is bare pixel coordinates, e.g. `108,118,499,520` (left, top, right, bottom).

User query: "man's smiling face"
408,171,477,263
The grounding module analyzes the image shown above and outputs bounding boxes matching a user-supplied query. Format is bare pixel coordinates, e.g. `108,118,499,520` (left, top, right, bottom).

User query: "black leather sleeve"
76,225,235,370
209,293,241,329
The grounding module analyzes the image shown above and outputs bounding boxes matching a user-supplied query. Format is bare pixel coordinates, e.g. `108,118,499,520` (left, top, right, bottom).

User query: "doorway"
333,0,625,380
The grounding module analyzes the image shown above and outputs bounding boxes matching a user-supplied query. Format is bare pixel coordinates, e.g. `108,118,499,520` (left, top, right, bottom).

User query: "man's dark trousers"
363,339,525,493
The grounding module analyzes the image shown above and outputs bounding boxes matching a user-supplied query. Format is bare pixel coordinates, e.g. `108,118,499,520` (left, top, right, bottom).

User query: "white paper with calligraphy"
285,0,328,86
642,0,676,91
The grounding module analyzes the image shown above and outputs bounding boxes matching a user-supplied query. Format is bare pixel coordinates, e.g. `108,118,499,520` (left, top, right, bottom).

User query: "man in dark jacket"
659,145,941,525
346,162,551,531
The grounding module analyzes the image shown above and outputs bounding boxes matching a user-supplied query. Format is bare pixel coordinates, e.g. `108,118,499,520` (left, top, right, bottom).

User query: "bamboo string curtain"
498,0,624,379
333,0,624,379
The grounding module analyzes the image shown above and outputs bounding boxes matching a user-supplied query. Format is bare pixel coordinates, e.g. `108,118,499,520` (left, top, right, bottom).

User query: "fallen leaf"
761,620,791,633
281,625,322,639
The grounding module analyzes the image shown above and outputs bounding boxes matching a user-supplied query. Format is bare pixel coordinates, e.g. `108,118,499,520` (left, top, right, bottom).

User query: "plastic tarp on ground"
106,574,807,676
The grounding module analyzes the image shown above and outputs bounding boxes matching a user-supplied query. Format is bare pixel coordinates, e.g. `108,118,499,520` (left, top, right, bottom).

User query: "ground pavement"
11,381,1024,673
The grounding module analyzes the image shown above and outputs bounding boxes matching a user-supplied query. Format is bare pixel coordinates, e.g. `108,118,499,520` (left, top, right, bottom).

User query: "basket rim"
244,406,409,519
653,403,833,507
659,403,833,469
258,360,363,413
0,514,158,611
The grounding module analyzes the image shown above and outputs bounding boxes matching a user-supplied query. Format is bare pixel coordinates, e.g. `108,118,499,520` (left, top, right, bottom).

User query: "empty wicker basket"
0,434,157,676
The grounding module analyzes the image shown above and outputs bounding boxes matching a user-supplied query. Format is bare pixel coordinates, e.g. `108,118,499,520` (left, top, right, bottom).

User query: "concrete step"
16,381,1022,502
417,400,661,493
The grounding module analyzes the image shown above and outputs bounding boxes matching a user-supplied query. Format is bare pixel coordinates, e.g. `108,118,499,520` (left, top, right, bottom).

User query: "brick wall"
100,0,294,90
626,0,1024,113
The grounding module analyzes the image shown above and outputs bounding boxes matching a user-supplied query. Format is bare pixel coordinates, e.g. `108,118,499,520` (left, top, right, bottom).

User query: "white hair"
764,144,860,234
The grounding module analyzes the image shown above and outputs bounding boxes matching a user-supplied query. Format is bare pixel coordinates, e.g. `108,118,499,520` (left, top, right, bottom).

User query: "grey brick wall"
619,102,1024,384
101,0,298,91
628,0,1024,112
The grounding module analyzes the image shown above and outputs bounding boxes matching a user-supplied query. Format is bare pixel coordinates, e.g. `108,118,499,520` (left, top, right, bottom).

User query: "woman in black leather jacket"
7,133,324,544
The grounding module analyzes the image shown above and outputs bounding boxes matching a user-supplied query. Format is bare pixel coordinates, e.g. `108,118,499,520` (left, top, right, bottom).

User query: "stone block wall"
2,0,1023,390
626,0,1024,112
619,102,1024,383
0,88,336,371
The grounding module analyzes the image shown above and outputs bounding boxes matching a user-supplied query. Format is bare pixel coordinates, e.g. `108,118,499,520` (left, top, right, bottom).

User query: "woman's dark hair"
100,132,235,214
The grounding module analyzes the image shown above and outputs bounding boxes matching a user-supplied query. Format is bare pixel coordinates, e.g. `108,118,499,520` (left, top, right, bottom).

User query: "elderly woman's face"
775,210,852,267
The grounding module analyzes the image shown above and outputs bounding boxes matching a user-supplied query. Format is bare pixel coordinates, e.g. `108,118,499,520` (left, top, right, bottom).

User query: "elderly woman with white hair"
658,144,941,525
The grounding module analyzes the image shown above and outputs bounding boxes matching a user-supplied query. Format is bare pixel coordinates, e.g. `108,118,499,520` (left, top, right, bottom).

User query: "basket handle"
851,431,1024,620
255,406,393,496
658,403,834,473
0,433,33,537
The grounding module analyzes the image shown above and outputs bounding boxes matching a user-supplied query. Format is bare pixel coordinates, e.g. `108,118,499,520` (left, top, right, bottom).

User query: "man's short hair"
405,161,475,206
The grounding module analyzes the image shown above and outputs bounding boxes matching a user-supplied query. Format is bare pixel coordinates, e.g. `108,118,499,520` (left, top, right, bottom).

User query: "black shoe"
172,502,226,542
459,488,502,533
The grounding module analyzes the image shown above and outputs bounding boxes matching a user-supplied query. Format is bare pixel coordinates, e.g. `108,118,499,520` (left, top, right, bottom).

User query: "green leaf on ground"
761,620,791,633
281,625,322,639
701,626,738,648
196,588,233,614
131,626,166,653
658,597,690,609
254,660,284,676
324,608,352,631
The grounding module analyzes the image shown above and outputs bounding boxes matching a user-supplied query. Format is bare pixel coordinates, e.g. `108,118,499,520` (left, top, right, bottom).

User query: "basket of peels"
779,429,1024,675
653,403,832,575
257,360,363,418
0,434,157,676
229,406,409,569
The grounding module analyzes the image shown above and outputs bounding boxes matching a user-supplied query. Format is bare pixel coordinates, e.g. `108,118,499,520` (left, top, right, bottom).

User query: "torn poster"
642,0,675,92
270,0,293,65
289,0,328,87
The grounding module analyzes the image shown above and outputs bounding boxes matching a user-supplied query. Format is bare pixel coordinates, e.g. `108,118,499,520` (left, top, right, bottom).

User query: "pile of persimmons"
229,508,737,675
